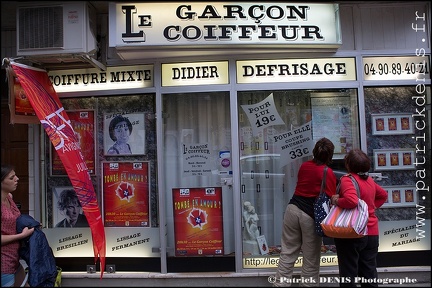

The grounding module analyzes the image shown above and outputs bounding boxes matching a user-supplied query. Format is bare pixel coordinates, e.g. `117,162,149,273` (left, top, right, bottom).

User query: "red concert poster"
14,78,36,116
102,161,150,227
51,110,96,175
172,187,224,256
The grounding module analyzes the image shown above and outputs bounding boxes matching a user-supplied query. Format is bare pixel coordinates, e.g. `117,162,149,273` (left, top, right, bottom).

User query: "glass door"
162,91,235,272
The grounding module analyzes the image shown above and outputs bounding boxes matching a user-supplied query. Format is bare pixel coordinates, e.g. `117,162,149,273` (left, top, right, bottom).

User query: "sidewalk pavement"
60,266,430,287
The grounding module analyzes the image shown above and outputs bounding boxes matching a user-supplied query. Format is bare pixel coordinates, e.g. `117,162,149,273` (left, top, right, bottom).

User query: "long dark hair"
1,164,14,182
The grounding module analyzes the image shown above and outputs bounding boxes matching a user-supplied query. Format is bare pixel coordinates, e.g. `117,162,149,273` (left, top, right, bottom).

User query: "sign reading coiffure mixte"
109,2,341,47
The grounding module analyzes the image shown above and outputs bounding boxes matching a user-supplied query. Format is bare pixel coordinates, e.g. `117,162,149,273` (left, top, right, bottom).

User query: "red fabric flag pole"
6,60,106,278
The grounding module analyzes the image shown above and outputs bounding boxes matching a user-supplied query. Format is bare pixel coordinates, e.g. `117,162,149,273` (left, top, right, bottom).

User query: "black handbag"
313,166,330,237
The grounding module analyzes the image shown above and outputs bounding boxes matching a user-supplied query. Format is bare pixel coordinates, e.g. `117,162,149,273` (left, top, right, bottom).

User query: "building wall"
1,2,430,284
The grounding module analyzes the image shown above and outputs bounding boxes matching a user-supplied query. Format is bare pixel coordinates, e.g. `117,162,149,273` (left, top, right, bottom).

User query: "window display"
38,85,429,272
238,89,360,267
362,86,430,253
44,95,158,259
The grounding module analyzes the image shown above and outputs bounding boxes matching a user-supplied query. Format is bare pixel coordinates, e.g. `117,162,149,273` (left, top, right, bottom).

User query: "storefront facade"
1,1,431,285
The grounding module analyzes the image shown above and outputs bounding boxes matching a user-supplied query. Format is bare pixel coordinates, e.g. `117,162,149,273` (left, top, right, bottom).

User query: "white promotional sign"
241,93,285,137
379,220,430,252
273,121,314,167
45,227,161,257
182,142,213,177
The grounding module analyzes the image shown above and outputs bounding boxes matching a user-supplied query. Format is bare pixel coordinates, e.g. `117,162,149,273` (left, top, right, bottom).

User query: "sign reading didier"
109,3,341,48
162,61,229,86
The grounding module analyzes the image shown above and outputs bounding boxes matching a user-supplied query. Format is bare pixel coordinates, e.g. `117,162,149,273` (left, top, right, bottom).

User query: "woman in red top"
330,149,388,287
1,164,34,287
274,138,337,286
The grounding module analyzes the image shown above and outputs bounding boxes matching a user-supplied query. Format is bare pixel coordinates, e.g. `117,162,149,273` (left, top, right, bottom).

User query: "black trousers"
334,236,379,287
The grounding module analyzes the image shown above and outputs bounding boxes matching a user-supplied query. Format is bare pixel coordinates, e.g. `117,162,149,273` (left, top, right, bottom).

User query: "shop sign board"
363,56,430,81
48,65,154,93
162,61,229,86
236,58,356,83
109,3,342,48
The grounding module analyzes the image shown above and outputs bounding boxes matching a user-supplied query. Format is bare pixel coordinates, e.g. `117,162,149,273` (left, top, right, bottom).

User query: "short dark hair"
344,149,371,179
57,189,81,210
1,164,14,182
312,138,335,165
109,115,133,141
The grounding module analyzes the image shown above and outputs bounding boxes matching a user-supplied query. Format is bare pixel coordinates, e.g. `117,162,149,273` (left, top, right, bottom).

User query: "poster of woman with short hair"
104,112,146,156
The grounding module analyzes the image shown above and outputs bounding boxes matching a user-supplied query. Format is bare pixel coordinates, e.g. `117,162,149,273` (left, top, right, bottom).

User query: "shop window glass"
237,89,359,268
364,86,431,254
43,94,159,270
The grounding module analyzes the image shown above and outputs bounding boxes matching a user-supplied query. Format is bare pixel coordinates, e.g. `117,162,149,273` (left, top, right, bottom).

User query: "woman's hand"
331,195,339,206
1,227,35,245
21,227,35,238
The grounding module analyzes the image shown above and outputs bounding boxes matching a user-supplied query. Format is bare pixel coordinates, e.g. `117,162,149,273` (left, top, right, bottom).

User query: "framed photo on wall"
51,110,96,176
373,149,415,171
52,186,90,228
371,113,414,135
104,112,146,156
382,186,417,207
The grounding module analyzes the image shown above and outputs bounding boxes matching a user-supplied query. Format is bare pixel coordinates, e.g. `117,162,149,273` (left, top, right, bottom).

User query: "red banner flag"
6,60,106,277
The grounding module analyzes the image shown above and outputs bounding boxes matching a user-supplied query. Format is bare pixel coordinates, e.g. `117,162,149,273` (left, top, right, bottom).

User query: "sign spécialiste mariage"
108,2,341,48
